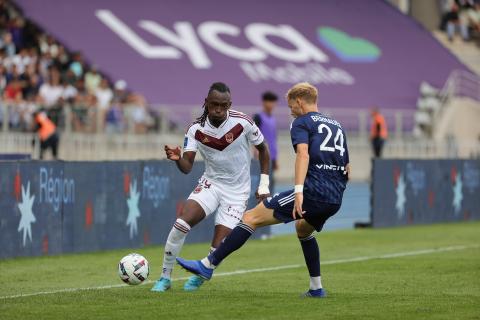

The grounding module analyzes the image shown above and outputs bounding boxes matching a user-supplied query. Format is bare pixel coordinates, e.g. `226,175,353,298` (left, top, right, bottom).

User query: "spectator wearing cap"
113,79,128,103
253,91,279,193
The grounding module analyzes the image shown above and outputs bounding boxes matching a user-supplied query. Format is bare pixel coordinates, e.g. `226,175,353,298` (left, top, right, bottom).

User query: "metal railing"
437,69,480,117
2,129,479,162
0,99,415,137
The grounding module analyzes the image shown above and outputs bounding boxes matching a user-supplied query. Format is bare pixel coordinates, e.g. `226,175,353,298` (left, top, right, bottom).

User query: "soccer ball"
118,253,149,285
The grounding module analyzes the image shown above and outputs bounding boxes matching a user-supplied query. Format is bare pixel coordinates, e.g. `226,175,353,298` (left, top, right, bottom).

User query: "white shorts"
187,177,250,229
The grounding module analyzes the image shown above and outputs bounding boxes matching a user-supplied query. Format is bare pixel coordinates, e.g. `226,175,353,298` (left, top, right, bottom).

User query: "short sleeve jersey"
290,112,349,204
184,110,264,193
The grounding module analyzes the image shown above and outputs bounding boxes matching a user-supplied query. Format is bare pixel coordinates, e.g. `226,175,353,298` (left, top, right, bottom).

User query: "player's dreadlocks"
196,82,231,127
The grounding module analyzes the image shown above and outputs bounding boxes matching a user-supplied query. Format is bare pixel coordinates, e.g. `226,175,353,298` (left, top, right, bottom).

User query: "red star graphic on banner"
143,230,151,245
393,166,401,187
42,235,49,254
451,166,457,183
85,201,93,229
428,190,435,208
124,172,130,195
407,210,413,224
14,170,21,201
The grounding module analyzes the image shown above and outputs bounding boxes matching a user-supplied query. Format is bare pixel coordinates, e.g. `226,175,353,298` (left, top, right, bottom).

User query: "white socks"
161,218,191,279
201,246,216,269
310,276,323,290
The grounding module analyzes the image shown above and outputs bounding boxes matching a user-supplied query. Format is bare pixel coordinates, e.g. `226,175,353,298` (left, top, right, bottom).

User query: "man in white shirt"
151,82,271,292
39,74,63,107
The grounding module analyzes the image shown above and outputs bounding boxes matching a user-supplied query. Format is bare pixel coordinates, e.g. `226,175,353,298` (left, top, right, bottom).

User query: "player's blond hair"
286,82,318,104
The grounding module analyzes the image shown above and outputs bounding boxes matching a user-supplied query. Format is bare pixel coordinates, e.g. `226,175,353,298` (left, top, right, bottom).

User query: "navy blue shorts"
263,189,341,232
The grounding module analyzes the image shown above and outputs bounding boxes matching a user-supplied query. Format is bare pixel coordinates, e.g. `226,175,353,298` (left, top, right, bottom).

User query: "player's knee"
178,205,204,227
242,211,261,229
177,209,195,226
295,220,313,238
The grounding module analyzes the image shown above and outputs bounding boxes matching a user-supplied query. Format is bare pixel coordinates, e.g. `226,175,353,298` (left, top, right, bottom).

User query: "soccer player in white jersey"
151,82,271,292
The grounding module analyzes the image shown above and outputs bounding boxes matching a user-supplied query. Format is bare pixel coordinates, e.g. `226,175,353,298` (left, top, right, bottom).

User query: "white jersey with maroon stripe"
183,110,264,194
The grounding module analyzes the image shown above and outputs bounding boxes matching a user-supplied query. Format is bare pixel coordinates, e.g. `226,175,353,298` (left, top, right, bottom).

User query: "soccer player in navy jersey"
177,82,351,297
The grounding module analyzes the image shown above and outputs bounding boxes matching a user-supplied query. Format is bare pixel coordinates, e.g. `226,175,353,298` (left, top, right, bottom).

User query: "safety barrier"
0,160,267,259
371,159,480,227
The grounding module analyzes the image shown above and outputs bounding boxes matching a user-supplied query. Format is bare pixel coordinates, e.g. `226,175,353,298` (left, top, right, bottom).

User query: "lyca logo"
96,10,381,70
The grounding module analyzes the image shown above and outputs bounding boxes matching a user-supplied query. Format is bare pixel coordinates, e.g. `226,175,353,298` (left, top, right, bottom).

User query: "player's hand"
255,191,270,203
292,192,305,220
164,145,181,161
345,163,351,180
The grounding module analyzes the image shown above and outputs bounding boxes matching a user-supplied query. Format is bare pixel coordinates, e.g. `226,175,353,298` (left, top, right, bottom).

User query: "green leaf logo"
318,27,381,62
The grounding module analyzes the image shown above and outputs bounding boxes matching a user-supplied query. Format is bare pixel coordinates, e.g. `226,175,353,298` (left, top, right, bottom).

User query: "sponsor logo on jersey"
316,164,345,173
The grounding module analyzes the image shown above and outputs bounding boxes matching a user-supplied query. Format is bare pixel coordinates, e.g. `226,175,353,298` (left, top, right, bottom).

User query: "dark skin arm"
254,141,271,201
164,145,196,174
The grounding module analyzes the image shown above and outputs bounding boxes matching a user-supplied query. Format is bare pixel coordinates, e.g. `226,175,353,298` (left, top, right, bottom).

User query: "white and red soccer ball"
118,253,149,285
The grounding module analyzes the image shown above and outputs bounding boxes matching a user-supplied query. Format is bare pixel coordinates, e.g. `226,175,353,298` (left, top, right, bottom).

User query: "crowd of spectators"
0,0,158,134
440,0,480,43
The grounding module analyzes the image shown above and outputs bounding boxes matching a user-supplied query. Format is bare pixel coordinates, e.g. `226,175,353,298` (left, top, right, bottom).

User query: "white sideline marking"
2,244,478,300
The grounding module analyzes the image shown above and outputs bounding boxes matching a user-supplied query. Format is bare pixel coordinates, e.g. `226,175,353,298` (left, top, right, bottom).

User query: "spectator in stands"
16,94,38,131
21,63,42,98
129,93,152,133
444,3,470,41
71,79,89,132
69,52,84,78
113,79,128,103
95,78,113,111
12,48,31,74
104,102,125,134
0,32,15,57
3,77,22,102
8,16,24,49
467,2,480,35
0,0,155,135
39,69,64,125
254,91,279,193
84,65,101,94
85,94,99,132
0,64,6,93
0,0,10,29
39,34,59,58
38,69,63,108
61,79,77,103
5,64,20,83
33,110,59,159
370,107,388,158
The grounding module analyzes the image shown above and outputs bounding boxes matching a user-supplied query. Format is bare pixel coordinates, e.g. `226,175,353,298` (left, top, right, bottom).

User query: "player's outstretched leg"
296,220,326,298
177,203,278,279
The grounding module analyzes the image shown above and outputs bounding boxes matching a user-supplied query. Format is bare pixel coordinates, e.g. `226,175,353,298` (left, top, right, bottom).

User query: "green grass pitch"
1,221,479,320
